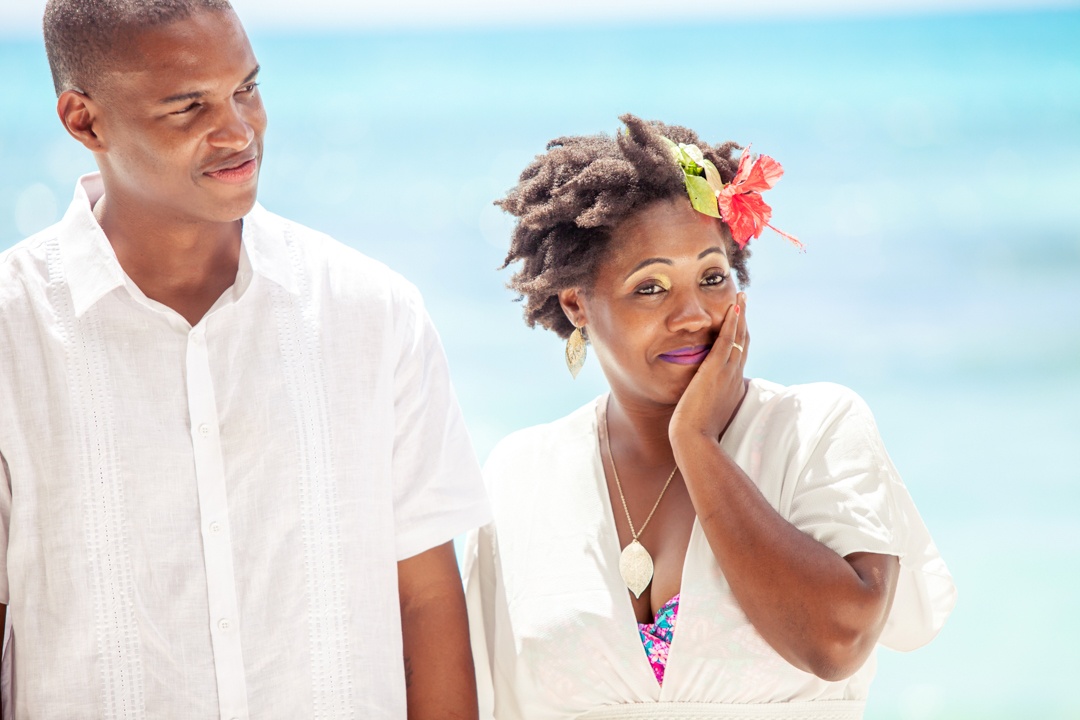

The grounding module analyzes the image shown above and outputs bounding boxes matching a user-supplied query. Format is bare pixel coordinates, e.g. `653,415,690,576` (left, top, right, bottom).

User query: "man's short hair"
43,0,235,97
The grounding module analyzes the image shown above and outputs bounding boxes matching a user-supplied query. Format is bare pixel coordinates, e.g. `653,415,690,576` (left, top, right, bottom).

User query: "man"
0,1,490,717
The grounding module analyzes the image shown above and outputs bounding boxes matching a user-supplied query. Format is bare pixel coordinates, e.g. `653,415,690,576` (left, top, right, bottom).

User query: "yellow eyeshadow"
630,273,672,290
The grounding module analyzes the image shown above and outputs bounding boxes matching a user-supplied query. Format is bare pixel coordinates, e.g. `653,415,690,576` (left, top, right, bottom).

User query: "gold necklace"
603,407,679,599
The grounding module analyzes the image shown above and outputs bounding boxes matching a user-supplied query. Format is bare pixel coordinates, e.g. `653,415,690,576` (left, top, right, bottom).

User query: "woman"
464,115,955,719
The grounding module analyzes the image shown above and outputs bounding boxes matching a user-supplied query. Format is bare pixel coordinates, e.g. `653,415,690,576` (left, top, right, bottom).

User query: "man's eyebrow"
158,89,206,105
625,257,673,280
157,65,260,105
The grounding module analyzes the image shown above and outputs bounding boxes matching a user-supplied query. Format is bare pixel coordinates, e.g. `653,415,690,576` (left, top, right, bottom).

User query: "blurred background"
2,1,1079,717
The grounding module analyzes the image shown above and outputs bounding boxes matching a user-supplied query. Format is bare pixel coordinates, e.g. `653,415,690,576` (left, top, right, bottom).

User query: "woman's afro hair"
497,113,751,339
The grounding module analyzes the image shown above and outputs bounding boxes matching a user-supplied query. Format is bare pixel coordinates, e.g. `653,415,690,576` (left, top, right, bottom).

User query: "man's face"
90,9,266,224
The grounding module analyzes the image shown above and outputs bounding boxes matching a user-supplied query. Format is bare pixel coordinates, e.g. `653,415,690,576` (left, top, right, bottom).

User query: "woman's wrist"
670,427,724,471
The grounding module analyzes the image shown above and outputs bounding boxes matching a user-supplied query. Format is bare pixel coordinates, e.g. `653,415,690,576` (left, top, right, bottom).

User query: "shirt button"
218,618,232,632
190,333,203,345
209,521,222,535
198,423,211,436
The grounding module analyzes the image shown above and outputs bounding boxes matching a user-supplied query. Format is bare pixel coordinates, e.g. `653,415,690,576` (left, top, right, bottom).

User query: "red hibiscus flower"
717,146,802,250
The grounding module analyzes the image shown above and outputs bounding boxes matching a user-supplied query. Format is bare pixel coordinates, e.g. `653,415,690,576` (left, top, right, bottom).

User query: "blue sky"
2,0,1077,34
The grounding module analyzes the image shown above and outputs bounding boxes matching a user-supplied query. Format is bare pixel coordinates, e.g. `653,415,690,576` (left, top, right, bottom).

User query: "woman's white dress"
464,379,956,720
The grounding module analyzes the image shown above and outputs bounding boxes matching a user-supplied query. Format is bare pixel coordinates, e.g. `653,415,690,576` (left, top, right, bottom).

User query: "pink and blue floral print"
637,593,680,685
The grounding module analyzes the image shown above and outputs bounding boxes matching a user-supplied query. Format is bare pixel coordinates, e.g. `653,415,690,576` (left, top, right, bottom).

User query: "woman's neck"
604,393,679,475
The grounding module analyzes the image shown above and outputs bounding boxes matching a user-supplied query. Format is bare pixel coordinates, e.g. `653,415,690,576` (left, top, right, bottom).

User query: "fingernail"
735,304,741,316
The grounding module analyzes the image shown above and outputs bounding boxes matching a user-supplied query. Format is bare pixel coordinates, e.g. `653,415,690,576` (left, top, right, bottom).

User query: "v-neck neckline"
593,396,700,698
590,381,762,698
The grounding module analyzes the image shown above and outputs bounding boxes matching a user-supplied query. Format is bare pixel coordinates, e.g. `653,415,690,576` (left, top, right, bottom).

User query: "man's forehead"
100,10,255,95
108,9,245,66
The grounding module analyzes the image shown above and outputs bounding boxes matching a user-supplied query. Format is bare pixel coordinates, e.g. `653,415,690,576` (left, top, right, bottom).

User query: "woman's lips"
658,344,712,365
205,157,258,184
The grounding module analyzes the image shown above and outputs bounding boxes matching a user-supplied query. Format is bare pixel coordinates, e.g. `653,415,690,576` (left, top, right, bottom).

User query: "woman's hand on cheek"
669,292,749,452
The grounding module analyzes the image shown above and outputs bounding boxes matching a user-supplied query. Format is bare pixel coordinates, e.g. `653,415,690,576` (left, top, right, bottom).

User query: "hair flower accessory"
661,137,802,250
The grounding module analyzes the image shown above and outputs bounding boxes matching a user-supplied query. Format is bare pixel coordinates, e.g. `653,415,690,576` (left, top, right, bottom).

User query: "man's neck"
94,193,243,327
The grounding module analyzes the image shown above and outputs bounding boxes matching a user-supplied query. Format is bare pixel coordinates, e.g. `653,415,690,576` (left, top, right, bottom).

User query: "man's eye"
173,103,201,115
239,82,260,94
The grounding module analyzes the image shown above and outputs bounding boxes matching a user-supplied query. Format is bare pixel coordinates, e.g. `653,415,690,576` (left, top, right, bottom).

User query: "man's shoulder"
250,206,421,309
0,225,59,311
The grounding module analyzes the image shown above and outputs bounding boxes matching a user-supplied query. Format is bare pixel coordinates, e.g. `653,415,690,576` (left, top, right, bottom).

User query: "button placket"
186,327,250,720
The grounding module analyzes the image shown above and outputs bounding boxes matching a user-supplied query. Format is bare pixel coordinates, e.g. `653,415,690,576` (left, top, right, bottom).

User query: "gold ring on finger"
732,342,744,352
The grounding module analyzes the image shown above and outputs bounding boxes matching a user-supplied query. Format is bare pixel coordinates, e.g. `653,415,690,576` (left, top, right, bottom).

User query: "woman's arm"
678,436,898,680
670,293,899,681
398,541,479,720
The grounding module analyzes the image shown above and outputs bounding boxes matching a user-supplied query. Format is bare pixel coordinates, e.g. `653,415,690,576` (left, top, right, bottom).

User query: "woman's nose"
666,288,714,334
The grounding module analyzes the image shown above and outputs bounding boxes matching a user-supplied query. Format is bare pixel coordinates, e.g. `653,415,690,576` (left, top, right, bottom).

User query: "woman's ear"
558,287,588,329
57,90,107,152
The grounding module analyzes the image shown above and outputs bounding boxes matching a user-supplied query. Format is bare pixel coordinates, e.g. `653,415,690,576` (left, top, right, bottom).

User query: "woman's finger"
728,292,746,362
736,296,749,371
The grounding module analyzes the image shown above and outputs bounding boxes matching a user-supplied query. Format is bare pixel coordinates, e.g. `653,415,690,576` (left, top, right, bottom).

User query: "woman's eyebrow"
625,257,672,280
623,246,727,281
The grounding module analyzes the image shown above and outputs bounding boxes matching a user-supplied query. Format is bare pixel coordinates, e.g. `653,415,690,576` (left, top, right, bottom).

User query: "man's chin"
204,184,260,222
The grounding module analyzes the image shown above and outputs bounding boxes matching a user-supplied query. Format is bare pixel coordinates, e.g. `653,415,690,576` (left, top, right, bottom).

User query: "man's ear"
558,287,588,329
57,90,106,152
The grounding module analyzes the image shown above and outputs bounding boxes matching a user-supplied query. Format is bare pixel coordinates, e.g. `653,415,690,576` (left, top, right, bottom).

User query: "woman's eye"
702,271,728,286
635,283,666,295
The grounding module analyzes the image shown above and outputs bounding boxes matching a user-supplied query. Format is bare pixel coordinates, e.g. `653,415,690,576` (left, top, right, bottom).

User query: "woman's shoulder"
750,378,875,426
485,397,601,471
754,377,867,406
482,397,604,506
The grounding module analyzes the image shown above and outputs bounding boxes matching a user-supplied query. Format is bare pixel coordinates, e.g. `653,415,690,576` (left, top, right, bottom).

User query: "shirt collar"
58,174,127,317
58,173,298,317
240,201,300,297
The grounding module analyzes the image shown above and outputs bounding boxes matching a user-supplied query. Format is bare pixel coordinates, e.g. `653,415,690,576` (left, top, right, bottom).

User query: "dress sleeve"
0,451,9,604
463,439,533,720
390,286,491,561
463,525,498,720
786,386,956,651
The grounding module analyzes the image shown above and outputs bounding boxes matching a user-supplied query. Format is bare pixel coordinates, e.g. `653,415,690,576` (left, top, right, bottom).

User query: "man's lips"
658,344,712,365
204,156,258,184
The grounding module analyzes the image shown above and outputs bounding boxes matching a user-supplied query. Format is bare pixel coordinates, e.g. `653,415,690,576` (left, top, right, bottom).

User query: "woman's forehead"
605,200,730,270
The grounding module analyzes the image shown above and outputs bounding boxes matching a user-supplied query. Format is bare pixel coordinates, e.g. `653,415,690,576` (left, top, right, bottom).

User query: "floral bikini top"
637,593,680,685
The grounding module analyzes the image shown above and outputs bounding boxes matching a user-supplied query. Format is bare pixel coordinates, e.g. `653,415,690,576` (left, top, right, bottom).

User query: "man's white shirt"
0,174,491,719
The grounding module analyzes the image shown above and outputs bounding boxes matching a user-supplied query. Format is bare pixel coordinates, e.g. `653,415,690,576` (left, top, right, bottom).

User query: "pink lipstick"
658,344,711,365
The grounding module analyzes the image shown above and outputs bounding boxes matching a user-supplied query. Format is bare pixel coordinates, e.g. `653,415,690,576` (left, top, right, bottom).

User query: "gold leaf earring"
565,326,587,379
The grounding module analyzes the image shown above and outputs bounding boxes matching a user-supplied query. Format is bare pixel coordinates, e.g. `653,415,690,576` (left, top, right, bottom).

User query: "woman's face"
561,197,738,410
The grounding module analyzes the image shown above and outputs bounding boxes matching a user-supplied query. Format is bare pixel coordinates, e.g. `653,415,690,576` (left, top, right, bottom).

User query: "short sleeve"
390,288,491,561
0,451,9,603
462,525,497,720
463,518,526,720
787,387,956,651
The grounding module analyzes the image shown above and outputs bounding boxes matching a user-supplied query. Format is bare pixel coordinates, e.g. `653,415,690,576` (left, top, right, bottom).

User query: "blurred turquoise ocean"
2,7,1079,718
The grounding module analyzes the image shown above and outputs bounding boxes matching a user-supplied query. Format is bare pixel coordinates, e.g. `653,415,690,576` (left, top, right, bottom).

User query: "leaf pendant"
619,539,654,599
